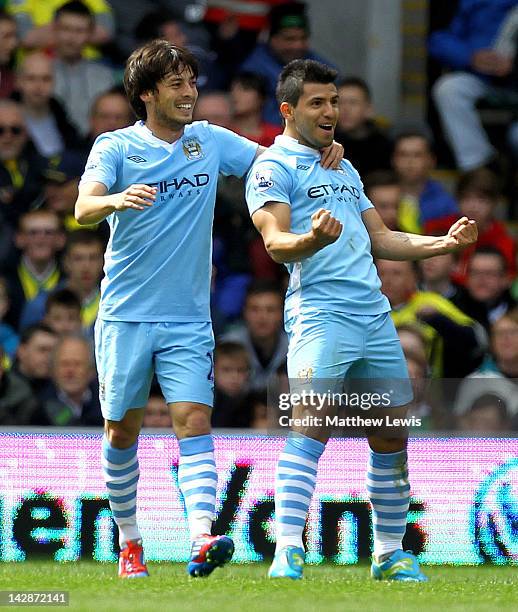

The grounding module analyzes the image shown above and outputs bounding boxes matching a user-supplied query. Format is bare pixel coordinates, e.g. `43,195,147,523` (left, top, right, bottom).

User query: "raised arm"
75,182,157,225
362,207,478,260
252,203,342,264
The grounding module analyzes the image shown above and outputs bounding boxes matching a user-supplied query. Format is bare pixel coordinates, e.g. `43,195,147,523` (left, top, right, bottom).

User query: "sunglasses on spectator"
0,125,24,136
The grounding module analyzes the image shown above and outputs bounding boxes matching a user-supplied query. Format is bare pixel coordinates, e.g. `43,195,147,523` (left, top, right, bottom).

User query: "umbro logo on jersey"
127,155,147,163
297,164,310,170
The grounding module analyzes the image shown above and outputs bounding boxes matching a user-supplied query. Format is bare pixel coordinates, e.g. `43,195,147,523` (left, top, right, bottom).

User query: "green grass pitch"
0,562,517,612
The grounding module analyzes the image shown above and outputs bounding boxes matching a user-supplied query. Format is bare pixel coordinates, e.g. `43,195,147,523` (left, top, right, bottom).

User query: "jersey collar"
135,121,180,152
275,135,320,157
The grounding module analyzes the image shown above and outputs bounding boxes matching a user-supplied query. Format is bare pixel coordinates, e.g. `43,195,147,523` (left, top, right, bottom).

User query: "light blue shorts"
286,311,413,408
94,320,215,421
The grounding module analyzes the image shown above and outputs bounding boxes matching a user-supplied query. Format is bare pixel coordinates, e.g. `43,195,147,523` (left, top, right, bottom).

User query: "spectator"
62,230,103,337
392,131,458,234
397,322,429,368
402,346,433,430
212,341,251,428
52,1,115,136
81,87,133,151
37,333,102,426
473,308,518,377
334,77,392,175
107,0,211,64
452,247,517,331
12,323,57,399
0,345,39,425
0,10,18,99
194,89,257,318
418,252,460,300
0,99,47,227
222,280,288,390
135,9,224,91
458,393,512,432
5,209,65,331
6,0,114,55
240,1,335,125
454,310,518,425
229,71,281,146
42,152,99,234
13,51,79,157
429,0,518,171
453,168,517,282
193,91,233,128
43,288,82,336
0,276,19,359
143,386,171,428
248,389,270,430
363,170,402,231
376,258,486,378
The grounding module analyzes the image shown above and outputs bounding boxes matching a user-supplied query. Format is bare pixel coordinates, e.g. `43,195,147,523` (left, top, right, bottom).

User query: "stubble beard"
155,103,191,132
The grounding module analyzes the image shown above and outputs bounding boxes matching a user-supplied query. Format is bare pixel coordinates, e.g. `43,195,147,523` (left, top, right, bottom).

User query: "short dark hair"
245,279,283,301
363,170,400,196
54,1,94,23
19,323,56,345
337,76,371,101
124,40,198,120
214,341,250,364
276,59,337,107
65,229,105,253
45,289,82,314
469,246,508,273
0,10,16,25
232,71,268,99
393,129,434,153
90,86,133,118
456,167,500,202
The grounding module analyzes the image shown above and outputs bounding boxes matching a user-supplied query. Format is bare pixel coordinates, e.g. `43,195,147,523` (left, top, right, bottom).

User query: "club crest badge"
182,138,204,160
298,366,314,384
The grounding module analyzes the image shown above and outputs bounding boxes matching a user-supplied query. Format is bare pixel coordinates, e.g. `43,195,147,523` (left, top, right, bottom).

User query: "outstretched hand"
444,216,478,250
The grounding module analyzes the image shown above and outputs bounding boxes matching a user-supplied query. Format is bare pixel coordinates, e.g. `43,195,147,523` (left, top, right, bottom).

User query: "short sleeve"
80,133,121,190
348,162,373,213
209,124,258,177
245,159,293,217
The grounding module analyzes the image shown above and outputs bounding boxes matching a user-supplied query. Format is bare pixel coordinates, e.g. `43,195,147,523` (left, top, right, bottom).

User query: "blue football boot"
371,549,428,582
268,546,305,580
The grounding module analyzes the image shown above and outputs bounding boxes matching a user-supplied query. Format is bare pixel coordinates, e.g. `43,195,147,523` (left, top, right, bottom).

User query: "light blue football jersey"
80,121,258,322
245,135,390,321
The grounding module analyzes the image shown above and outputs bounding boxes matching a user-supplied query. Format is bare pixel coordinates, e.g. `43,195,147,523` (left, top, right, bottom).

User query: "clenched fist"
310,208,342,248
444,216,478,250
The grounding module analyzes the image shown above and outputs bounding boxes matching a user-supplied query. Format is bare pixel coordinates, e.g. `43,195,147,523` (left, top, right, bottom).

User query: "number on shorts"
206,351,214,381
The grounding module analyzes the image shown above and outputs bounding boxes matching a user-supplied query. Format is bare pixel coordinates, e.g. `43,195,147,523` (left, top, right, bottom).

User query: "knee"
368,435,407,454
105,422,139,449
432,73,472,106
173,408,211,439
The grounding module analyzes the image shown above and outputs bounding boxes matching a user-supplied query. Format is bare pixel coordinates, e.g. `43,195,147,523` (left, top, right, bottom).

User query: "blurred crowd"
1,0,518,433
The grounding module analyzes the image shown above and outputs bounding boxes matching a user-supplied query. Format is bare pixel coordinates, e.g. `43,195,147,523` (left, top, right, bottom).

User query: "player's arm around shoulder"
75,182,157,225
